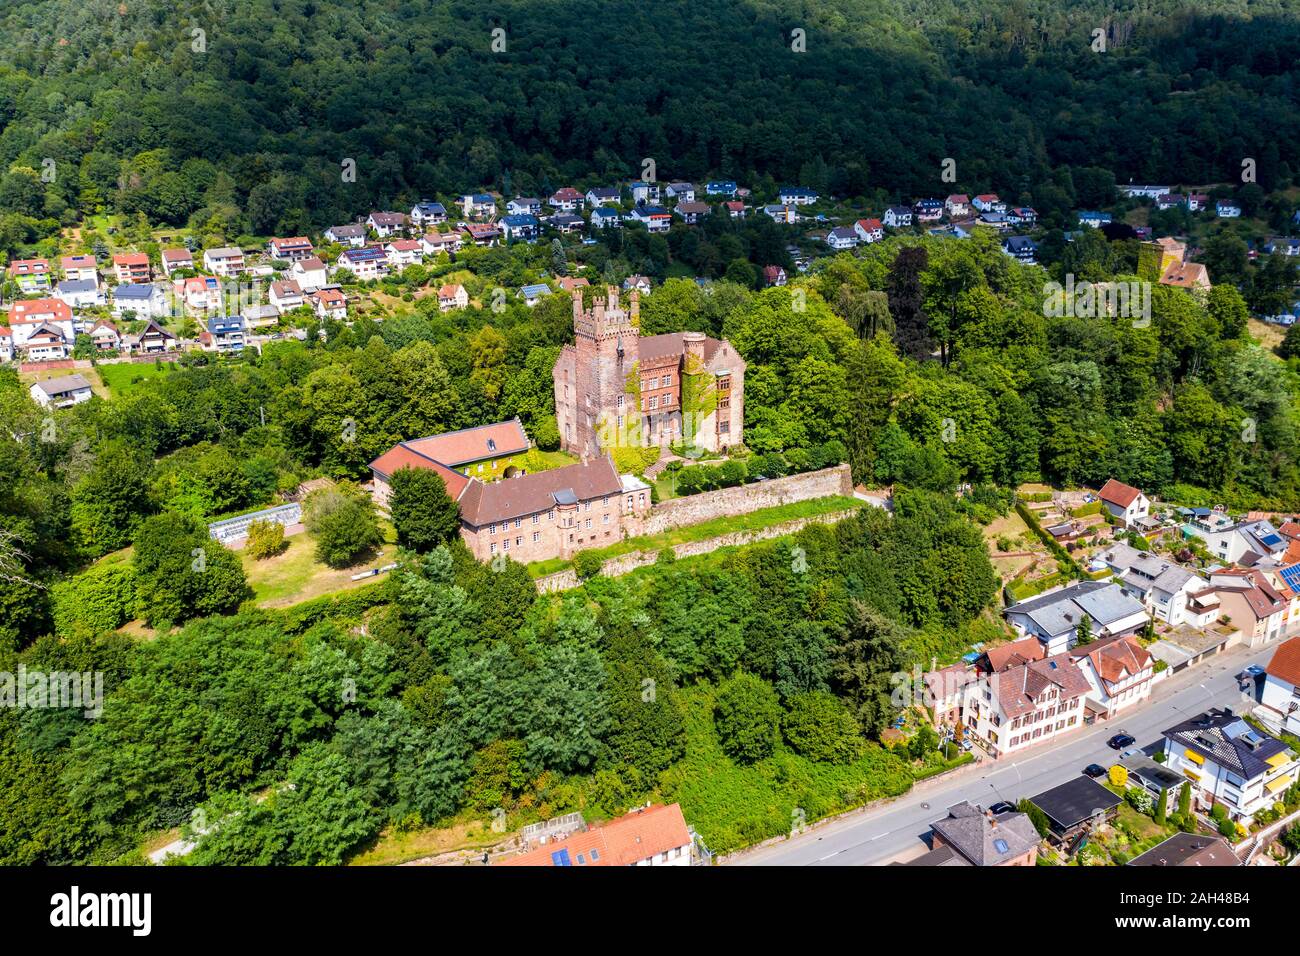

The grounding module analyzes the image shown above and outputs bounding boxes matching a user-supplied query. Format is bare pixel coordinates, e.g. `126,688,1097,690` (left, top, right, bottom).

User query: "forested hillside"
0,0,1297,245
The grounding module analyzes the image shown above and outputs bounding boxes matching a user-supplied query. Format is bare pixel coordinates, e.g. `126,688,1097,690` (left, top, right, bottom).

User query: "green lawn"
526,495,864,577
97,361,180,396
243,530,398,607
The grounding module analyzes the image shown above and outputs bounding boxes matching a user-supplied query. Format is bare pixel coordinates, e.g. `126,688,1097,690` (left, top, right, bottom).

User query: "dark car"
1107,733,1136,750
987,801,1016,815
1083,763,1108,778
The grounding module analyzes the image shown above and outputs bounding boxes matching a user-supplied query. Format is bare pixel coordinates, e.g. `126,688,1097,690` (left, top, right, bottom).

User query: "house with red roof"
854,218,884,243
1072,635,1155,719
1097,478,1151,529
437,283,468,312
160,248,193,276
267,236,314,262
8,258,51,292
497,803,692,866
112,252,151,284
1261,637,1300,735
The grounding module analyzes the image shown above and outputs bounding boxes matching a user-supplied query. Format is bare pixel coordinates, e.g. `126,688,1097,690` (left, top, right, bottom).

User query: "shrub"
574,549,604,580
1125,788,1154,815
52,562,138,635
244,519,287,559
304,485,384,568
781,692,865,763
714,672,781,763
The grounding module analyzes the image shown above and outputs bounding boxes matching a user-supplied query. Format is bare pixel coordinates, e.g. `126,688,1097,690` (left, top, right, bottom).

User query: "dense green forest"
0,0,1298,248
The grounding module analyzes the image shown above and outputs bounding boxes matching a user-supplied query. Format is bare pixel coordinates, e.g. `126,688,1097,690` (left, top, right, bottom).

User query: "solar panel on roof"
1261,534,1283,547
551,848,571,866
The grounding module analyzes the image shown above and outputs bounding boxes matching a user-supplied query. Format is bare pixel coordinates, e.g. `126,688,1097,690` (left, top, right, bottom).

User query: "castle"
553,286,745,457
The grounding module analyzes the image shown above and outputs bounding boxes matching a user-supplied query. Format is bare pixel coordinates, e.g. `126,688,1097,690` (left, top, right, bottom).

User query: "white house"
410,201,448,226
8,298,76,360
267,237,314,262
1261,637,1300,736
778,186,818,206
1004,581,1148,656
825,226,858,250
883,206,913,228
366,212,408,237
665,182,696,203
1161,708,1299,824
854,218,884,243
60,254,99,284
960,652,1091,758
160,248,193,275
291,257,329,292
1098,541,1206,626
630,205,670,233
762,204,796,224
1072,635,1155,719
324,224,367,247
421,233,463,257
175,275,224,313
29,374,93,409
336,246,390,281
1097,478,1150,529
55,279,104,310
203,247,245,277
585,187,621,207
437,283,469,312
506,197,542,216
269,279,305,311
548,188,584,212
111,283,169,319
384,239,423,268
308,288,348,321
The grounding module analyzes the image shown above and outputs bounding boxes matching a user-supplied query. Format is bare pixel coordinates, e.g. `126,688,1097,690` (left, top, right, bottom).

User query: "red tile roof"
113,252,150,266
8,298,72,325
498,804,691,866
1098,478,1143,508
984,636,1046,673
368,444,470,500
1079,636,1152,686
1265,637,1300,688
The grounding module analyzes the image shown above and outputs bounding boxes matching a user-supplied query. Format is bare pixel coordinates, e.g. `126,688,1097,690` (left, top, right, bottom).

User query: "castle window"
617,394,623,407
718,377,730,390
489,543,496,554
661,375,670,387
502,538,509,550
533,532,540,542
662,393,672,406
489,524,497,535
532,514,540,524
649,396,658,410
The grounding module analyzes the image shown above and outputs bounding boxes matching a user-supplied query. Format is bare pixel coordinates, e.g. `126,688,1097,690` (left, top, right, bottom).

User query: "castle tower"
555,286,639,457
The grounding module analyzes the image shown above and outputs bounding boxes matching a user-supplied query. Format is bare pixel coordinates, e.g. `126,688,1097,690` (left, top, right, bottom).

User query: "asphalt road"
730,641,1274,866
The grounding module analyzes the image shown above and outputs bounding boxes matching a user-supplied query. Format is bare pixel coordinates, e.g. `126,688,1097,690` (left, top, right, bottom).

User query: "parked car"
1107,732,1135,750
1083,763,1108,778
987,801,1016,816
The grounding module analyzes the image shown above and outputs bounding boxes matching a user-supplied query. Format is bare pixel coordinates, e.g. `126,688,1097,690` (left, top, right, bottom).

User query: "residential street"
730,641,1278,866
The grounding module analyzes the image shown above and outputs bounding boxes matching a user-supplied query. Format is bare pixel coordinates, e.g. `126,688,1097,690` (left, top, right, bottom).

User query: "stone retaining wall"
535,506,859,593
633,463,853,537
